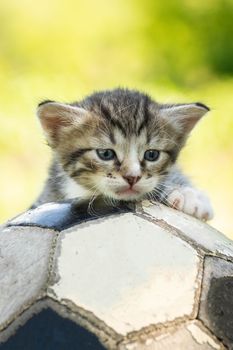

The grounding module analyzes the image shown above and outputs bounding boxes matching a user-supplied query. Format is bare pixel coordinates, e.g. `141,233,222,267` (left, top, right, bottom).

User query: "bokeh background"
0,0,232,237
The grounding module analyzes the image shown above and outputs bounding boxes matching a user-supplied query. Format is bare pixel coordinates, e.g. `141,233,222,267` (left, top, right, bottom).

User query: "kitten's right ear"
159,102,210,134
37,101,88,145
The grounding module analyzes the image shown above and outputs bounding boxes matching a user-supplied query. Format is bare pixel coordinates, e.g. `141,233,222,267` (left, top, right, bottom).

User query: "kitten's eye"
144,150,160,161
96,149,115,161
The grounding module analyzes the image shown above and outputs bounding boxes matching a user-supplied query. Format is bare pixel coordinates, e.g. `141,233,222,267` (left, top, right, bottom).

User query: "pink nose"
123,176,141,186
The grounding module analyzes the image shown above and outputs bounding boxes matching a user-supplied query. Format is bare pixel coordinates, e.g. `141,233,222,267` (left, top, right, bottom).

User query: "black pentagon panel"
0,308,106,350
7,199,133,231
206,276,233,349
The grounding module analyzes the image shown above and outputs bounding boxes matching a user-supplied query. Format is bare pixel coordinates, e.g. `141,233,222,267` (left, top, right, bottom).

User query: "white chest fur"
62,176,91,200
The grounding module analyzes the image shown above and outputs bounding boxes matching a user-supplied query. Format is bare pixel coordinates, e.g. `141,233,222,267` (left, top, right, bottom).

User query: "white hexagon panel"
50,213,202,335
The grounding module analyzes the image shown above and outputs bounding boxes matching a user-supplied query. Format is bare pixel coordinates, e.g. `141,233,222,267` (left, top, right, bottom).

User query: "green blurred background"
0,0,233,237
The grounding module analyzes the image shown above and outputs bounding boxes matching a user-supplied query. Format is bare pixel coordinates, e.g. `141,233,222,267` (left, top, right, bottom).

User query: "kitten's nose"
123,176,141,186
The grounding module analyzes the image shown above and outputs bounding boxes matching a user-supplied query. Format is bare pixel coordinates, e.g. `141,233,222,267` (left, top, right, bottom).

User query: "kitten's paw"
166,187,214,221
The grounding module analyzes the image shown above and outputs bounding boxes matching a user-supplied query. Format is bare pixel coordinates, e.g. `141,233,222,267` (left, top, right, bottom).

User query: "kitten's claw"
166,187,214,221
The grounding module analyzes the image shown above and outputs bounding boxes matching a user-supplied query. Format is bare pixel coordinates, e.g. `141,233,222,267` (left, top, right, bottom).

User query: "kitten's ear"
160,102,210,134
37,101,88,144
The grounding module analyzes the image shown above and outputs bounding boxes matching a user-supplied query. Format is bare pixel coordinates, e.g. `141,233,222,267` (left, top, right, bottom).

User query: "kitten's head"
37,89,209,201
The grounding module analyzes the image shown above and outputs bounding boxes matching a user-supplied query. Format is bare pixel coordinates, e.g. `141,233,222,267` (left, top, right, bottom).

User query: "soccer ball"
0,199,232,349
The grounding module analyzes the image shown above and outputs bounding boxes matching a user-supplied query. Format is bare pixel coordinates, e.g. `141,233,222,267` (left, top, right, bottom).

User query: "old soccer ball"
0,200,233,349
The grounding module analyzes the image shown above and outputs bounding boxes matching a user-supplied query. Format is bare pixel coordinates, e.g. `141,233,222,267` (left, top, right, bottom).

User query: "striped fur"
34,88,210,210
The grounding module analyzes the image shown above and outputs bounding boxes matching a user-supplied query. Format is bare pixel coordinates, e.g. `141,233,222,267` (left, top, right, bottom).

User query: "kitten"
34,88,213,220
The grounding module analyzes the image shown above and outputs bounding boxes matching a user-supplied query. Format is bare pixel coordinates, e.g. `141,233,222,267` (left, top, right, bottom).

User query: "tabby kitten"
34,88,213,220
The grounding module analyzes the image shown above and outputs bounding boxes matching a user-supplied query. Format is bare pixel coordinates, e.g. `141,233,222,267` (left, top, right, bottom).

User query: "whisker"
87,190,100,216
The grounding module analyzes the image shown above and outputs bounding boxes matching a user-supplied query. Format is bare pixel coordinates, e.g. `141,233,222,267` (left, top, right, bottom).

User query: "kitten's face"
89,132,165,201
62,130,173,201
37,89,209,201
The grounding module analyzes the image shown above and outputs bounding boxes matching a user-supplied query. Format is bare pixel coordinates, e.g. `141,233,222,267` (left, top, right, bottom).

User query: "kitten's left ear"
160,102,210,134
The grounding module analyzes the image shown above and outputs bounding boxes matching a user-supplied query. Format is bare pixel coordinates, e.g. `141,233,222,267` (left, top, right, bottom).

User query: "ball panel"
0,226,53,329
199,256,233,349
207,277,233,347
141,203,233,258
7,200,132,231
0,307,106,350
51,213,201,335
118,320,224,350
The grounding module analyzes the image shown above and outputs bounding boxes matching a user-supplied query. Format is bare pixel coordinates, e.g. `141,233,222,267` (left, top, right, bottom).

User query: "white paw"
166,187,214,221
